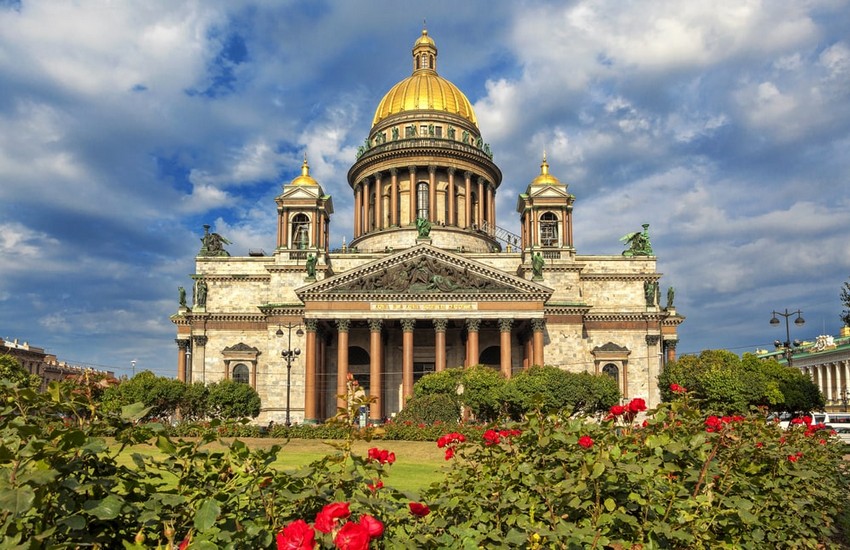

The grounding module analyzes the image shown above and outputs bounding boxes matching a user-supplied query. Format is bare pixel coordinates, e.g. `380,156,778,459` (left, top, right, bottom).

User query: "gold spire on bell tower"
531,151,562,185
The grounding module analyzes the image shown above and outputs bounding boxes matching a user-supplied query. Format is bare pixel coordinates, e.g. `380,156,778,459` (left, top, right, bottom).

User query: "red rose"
367,479,383,493
669,383,687,394
787,454,799,463
409,502,431,517
358,514,384,539
483,429,500,446
334,521,370,550
276,519,315,550
315,502,351,533
627,398,646,414
444,447,454,460
609,405,626,416
578,435,593,449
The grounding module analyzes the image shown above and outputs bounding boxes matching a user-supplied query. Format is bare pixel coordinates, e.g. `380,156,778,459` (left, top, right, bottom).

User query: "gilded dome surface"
372,29,477,127
373,75,477,126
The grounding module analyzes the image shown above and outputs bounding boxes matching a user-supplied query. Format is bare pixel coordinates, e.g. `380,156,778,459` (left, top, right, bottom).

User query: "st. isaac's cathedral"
172,29,684,424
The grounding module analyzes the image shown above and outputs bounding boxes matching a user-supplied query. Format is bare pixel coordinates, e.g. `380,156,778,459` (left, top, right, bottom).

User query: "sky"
1,0,849,378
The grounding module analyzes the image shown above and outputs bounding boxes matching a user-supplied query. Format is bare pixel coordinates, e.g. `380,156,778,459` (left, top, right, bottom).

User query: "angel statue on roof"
620,223,653,257
198,224,232,257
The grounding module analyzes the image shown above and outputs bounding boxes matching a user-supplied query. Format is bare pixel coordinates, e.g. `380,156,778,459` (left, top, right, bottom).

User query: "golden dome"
290,156,318,186
530,153,562,185
372,29,477,127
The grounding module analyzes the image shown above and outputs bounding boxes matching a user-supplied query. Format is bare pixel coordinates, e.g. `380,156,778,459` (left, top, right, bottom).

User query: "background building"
1,338,114,390
172,30,683,424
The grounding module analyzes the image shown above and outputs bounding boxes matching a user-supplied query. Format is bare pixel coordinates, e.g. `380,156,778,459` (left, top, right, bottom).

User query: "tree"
413,366,505,422
100,370,186,420
659,350,823,414
841,277,850,327
502,366,620,419
179,381,210,421
0,354,41,389
206,380,261,420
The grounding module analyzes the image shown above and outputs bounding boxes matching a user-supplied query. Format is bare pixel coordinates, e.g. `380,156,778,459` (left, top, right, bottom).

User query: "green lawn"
115,438,447,494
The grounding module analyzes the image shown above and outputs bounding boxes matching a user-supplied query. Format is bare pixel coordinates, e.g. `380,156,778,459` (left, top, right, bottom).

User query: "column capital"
530,318,546,332
477,176,486,185
175,338,191,350
408,165,417,174
373,171,383,181
464,170,473,180
192,335,208,346
433,319,448,332
389,167,398,176
400,319,416,332
336,319,351,333
646,334,661,346
663,339,678,351
368,319,383,332
428,164,437,174
466,318,481,332
305,319,319,332
447,166,456,175
499,319,513,333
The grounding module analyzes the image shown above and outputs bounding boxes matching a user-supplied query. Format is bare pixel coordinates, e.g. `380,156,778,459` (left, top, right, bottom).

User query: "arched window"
232,363,250,384
478,346,501,369
348,346,370,391
470,192,479,228
291,213,310,249
602,363,619,386
417,182,429,220
540,212,559,247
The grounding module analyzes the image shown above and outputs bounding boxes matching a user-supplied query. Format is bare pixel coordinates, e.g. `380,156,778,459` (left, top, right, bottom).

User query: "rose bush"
1,377,847,548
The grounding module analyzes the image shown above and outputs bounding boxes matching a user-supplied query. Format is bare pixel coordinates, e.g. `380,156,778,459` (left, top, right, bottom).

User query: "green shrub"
502,366,621,419
394,393,460,425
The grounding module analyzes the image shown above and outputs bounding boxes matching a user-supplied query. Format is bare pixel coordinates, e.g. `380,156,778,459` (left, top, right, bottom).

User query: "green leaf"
156,435,177,454
121,402,153,422
604,498,616,512
85,494,124,520
194,498,221,531
0,486,35,515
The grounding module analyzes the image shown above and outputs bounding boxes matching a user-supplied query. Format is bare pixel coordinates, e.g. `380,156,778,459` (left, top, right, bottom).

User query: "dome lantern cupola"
412,27,437,74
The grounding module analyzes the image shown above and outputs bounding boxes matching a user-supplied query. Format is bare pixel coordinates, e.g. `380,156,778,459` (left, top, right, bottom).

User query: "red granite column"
304,320,318,423
531,319,545,367
466,319,480,367
499,319,512,378
434,319,447,372
401,319,415,407
368,319,383,422
336,320,350,411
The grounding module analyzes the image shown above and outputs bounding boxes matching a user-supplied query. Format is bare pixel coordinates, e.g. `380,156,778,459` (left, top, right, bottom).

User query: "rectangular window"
435,126,442,137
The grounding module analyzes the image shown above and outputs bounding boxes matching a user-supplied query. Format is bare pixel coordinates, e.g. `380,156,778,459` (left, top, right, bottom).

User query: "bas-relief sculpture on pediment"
332,255,515,294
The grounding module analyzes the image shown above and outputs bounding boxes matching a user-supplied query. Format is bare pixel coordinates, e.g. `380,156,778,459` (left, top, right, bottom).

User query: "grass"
114,438,447,494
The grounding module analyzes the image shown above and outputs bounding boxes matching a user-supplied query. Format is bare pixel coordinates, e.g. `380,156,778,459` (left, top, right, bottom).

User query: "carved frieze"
333,255,513,294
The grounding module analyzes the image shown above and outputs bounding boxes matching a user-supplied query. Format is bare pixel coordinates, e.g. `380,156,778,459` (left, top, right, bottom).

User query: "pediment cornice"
296,244,552,302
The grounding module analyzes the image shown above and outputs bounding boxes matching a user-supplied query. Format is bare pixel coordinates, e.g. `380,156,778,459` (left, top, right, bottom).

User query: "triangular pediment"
278,186,322,201
296,244,553,302
527,184,571,199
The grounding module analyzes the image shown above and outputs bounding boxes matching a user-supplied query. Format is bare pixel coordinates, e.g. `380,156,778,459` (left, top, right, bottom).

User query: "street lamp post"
770,308,805,366
277,323,304,427
131,359,136,378
842,387,849,413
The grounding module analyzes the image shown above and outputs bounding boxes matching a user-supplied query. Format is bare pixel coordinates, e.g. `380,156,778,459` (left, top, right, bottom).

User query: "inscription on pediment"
333,256,514,294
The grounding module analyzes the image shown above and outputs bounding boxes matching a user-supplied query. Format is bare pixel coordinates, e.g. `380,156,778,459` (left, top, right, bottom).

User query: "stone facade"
172,29,683,424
